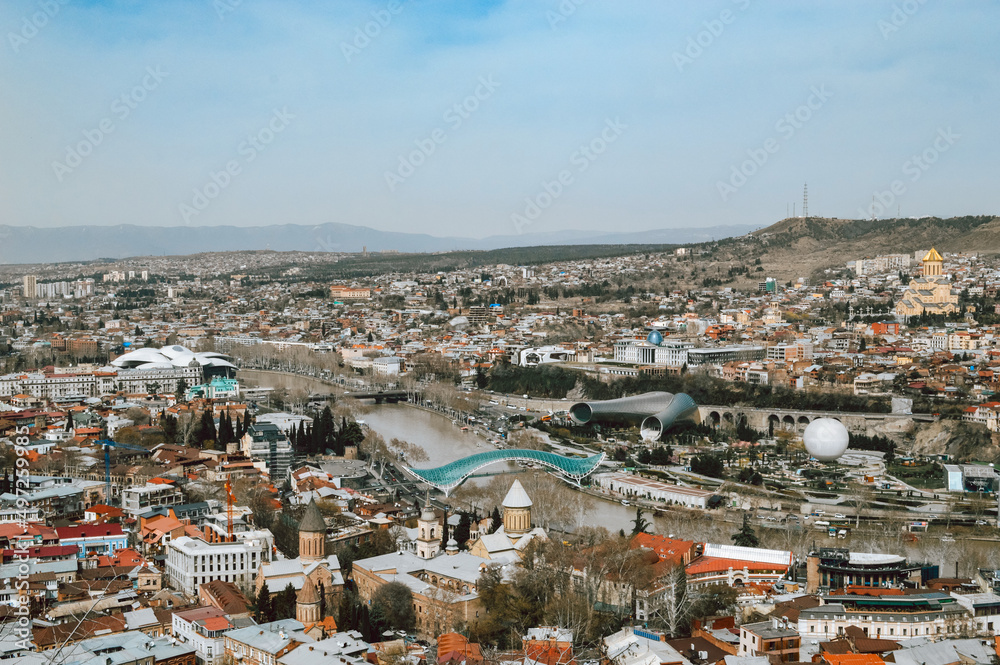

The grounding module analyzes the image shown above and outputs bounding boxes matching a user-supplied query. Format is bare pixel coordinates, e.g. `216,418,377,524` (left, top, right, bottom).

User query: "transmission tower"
802,183,809,218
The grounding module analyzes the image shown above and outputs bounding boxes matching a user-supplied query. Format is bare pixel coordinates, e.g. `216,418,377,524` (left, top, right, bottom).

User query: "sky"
1,0,997,239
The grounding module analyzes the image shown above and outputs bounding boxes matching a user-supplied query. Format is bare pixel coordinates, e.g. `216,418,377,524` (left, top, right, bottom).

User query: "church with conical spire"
350,479,548,638
468,479,547,561
255,498,345,627
895,248,959,318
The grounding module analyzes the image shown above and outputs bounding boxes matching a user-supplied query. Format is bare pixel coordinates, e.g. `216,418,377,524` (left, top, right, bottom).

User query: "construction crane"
224,477,235,542
96,439,152,505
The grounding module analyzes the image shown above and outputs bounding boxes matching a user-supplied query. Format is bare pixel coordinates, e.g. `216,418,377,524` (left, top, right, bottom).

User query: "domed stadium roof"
111,345,236,371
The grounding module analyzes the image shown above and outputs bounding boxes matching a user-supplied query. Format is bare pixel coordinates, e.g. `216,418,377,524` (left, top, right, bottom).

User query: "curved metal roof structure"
405,448,605,494
570,391,700,441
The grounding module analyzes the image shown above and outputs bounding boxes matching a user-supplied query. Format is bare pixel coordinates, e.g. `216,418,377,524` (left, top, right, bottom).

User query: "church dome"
420,496,437,522
647,329,664,346
298,499,327,533
502,479,532,509
296,575,320,604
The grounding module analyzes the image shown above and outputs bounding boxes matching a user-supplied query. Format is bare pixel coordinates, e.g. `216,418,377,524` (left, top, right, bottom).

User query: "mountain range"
0,222,759,264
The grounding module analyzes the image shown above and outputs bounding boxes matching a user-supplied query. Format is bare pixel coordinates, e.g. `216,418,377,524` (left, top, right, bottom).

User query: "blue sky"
1,0,997,238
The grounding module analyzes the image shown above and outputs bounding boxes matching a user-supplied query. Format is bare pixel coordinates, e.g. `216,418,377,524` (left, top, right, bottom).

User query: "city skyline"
1,1,997,238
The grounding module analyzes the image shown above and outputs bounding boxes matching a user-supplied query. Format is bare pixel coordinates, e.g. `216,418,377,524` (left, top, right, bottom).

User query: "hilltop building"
895,248,959,318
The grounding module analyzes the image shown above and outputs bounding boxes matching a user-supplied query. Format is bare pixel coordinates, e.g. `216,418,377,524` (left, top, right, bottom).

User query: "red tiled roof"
822,654,884,665
686,556,789,575
200,616,233,631
56,524,125,539
2,545,78,558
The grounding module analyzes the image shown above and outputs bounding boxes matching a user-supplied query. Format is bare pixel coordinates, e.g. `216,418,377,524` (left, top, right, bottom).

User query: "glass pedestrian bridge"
405,448,606,494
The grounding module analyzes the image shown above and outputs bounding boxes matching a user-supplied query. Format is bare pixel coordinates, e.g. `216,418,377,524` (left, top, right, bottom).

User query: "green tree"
256,581,275,622
371,581,416,632
490,506,502,533
274,583,297,620
631,508,650,536
691,453,725,479
454,512,472,549
197,410,217,447
731,513,760,548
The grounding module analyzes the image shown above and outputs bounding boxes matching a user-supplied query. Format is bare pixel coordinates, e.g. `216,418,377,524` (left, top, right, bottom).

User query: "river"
238,372,997,564
240,370,639,533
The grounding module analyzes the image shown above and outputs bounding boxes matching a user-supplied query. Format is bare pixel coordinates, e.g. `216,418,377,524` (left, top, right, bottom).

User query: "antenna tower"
802,183,809,218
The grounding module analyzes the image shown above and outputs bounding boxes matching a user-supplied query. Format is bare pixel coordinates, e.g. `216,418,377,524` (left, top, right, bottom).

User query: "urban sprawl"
4,243,1000,665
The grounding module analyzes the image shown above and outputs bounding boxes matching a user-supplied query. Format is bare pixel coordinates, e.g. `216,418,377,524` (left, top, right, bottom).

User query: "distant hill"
745,215,1000,278
0,222,757,264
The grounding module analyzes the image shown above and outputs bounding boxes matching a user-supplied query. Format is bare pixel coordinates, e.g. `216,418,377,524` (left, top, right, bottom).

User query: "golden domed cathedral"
895,248,959,318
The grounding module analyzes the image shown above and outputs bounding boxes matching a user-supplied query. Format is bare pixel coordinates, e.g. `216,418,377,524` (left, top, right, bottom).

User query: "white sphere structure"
803,418,849,462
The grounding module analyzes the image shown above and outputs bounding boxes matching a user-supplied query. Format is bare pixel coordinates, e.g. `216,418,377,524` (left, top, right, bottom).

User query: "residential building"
738,620,800,662
166,533,273,596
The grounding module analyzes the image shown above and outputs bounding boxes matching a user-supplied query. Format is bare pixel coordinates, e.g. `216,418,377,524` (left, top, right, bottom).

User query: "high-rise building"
22,275,36,299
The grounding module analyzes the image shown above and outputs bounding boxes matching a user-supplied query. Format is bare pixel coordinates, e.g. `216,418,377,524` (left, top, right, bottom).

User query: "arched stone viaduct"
697,405,936,436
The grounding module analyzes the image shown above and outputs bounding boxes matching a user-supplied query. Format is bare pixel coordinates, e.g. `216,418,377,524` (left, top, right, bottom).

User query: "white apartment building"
166,534,273,596
951,592,1000,636
122,482,185,517
852,254,912,276
797,596,966,642
0,366,201,399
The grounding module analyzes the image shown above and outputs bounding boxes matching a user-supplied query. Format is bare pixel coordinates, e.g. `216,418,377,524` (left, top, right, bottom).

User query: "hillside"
740,215,1000,280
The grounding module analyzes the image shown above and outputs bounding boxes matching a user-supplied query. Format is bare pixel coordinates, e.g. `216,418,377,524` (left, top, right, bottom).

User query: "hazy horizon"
2,1,997,238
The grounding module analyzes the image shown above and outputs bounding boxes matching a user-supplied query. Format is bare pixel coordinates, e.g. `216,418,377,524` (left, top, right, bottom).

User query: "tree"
731,513,760,548
631,507,650,536
691,453,725,479
256,581,275,622
475,364,489,390
218,411,235,447
160,413,178,443
274,583,297,620
371,581,416,632
197,410,217,447
454,512,472,549
489,506,502,533
652,564,691,637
